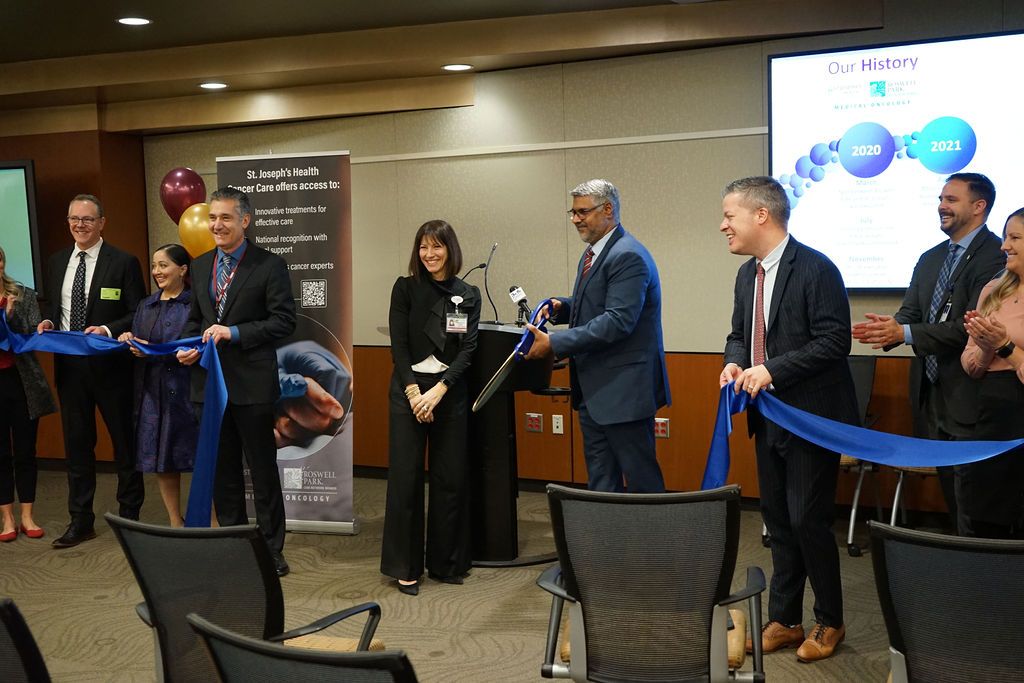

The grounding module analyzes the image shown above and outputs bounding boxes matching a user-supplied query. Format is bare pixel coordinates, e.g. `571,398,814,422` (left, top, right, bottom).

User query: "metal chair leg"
847,465,867,556
891,471,905,527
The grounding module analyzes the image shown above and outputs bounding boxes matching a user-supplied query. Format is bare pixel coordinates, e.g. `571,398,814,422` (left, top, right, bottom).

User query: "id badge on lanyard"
446,295,468,334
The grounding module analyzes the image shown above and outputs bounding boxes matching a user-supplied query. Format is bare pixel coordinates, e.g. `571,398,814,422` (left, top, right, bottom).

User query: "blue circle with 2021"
914,116,976,174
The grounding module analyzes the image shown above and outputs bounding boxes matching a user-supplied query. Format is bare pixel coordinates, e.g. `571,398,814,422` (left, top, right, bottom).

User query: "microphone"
482,242,499,323
460,262,487,280
508,285,533,321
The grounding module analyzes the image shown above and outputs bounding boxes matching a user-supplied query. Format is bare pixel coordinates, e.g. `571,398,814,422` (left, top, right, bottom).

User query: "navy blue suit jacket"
549,225,670,425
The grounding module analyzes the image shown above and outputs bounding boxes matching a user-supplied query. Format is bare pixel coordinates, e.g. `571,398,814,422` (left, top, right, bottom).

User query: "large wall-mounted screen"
769,32,1023,290
0,160,43,295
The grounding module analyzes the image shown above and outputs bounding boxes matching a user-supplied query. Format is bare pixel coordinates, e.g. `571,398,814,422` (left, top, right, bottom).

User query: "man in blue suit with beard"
526,179,669,493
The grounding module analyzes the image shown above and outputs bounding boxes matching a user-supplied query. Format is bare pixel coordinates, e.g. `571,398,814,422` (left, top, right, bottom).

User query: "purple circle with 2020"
837,122,896,178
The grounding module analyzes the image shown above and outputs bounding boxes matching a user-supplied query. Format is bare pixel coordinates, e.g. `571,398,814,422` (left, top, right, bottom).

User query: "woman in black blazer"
0,246,57,541
380,220,480,595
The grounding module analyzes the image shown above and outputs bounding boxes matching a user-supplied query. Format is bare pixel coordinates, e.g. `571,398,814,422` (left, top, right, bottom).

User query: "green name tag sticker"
100,288,121,301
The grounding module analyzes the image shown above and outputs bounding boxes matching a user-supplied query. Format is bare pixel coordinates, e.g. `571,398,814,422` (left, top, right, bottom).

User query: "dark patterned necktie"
581,247,594,278
69,251,87,331
216,252,234,321
753,263,766,366
925,242,960,383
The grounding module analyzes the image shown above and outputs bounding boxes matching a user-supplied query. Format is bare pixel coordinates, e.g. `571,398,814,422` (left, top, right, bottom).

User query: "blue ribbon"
513,298,555,358
1,312,224,527
702,382,1024,489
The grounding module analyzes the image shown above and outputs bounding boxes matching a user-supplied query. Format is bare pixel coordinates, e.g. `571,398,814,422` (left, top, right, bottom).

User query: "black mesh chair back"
0,599,51,683
105,513,283,682
869,520,1024,682
187,614,418,683
547,483,741,682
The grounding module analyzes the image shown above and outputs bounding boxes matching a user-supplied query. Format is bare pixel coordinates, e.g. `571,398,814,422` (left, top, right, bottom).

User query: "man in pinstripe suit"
719,176,859,663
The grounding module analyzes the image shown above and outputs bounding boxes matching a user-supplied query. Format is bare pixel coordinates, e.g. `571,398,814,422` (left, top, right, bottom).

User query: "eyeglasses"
566,202,607,219
68,216,99,225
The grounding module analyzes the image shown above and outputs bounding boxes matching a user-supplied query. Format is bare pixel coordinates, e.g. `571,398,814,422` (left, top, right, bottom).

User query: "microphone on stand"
508,285,533,325
460,262,487,281
481,242,499,323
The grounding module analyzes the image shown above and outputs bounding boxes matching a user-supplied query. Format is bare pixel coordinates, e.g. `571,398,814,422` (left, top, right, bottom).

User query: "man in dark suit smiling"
38,194,146,549
177,186,296,576
720,176,858,662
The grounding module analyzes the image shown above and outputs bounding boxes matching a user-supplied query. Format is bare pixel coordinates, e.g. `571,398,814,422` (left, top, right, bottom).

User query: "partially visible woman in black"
960,207,1024,538
381,220,480,595
0,245,57,541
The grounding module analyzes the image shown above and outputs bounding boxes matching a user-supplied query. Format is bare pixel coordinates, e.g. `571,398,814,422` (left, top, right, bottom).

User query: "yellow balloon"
178,202,215,258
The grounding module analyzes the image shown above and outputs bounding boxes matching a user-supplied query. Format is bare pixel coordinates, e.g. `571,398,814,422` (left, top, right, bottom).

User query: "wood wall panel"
354,346,946,513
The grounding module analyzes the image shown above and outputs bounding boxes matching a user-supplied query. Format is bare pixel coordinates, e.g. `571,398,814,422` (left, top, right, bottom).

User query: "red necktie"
753,263,766,366
581,248,594,278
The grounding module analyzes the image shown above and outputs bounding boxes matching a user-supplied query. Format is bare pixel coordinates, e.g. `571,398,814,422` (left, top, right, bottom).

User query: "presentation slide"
0,166,38,291
770,32,1024,289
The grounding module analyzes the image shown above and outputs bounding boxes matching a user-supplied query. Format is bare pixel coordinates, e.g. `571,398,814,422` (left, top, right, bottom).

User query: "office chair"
870,520,1024,682
0,598,51,683
538,484,765,682
105,513,383,682
187,613,418,682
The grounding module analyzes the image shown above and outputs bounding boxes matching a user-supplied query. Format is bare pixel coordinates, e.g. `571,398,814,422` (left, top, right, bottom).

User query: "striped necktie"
581,247,594,279
925,242,960,383
216,252,234,321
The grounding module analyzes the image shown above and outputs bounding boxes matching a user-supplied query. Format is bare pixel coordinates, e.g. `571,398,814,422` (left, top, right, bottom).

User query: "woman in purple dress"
118,244,198,526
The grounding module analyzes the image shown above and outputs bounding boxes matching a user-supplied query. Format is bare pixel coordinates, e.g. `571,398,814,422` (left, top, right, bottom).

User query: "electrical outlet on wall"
552,414,564,435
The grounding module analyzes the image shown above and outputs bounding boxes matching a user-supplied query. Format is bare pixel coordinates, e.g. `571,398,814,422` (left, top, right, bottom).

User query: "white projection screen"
769,31,1024,290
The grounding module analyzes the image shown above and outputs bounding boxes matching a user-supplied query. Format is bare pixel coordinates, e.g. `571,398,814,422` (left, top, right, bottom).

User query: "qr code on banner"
301,279,327,308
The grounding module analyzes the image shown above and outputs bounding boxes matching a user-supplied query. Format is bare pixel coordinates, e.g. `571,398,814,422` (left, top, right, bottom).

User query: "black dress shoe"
272,553,290,577
428,571,465,585
397,580,420,596
52,526,97,549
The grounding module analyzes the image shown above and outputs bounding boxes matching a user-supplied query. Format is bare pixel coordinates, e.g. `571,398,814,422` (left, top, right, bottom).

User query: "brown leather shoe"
745,620,805,653
796,622,845,662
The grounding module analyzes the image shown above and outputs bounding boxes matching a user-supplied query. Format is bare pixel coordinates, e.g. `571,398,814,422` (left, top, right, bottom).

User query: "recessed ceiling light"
117,17,151,26
443,64,473,72
199,82,228,90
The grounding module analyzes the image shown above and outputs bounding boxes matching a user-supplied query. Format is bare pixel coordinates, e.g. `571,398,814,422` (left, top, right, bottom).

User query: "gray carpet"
1,470,892,681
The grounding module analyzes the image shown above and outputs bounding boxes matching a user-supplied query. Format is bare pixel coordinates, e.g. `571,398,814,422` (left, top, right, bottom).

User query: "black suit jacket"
725,237,858,438
892,226,1005,428
185,242,296,405
45,241,145,337
44,241,145,385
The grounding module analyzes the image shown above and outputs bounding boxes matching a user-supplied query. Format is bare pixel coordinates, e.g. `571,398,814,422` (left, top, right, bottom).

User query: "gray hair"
210,186,252,219
723,176,790,226
70,193,104,217
571,179,620,220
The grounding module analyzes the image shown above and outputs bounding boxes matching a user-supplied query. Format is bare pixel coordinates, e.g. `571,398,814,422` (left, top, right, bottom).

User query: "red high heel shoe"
0,529,16,542
19,525,45,539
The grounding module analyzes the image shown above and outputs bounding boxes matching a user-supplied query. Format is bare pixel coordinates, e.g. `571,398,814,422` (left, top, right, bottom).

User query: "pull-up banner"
217,151,355,534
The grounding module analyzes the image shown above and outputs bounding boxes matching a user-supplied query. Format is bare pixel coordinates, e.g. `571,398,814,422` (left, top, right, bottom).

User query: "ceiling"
0,0,883,133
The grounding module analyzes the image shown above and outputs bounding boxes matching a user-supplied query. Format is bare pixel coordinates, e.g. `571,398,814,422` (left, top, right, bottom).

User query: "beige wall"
143,0,1022,351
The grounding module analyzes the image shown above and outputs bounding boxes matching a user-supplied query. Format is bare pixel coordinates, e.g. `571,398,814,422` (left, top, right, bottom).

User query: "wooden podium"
468,323,555,566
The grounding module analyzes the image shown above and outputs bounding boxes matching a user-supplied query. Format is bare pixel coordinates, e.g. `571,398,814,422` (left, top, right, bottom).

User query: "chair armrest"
536,565,575,603
135,602,153,627
719,566,766,606
270,602,382,651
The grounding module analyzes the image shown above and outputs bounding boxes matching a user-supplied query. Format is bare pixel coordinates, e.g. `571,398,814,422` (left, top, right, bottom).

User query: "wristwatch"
995,340,1016,358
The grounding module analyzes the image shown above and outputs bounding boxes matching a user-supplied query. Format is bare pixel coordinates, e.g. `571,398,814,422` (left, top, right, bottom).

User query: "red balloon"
159,167,207,224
